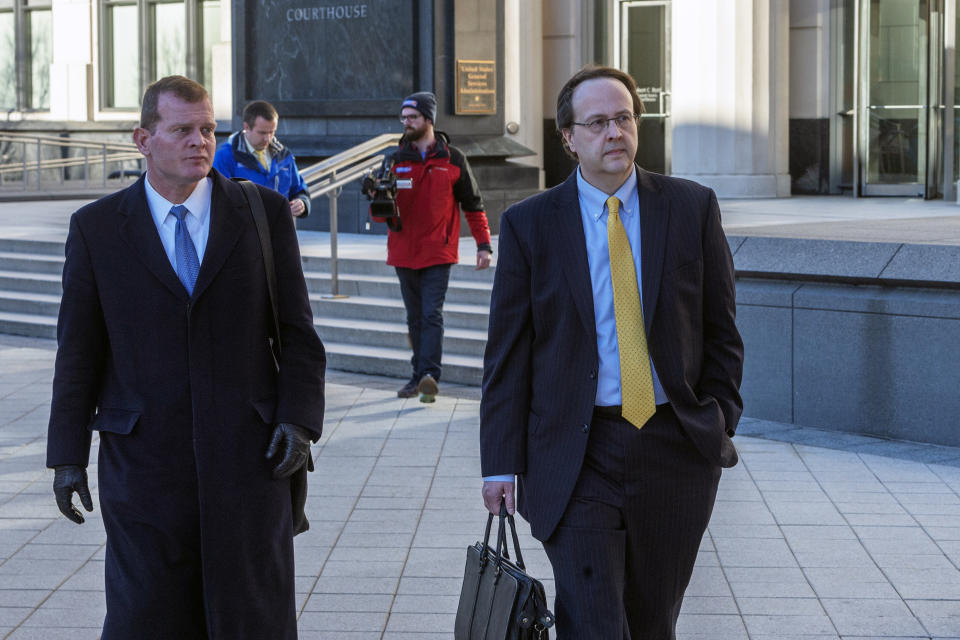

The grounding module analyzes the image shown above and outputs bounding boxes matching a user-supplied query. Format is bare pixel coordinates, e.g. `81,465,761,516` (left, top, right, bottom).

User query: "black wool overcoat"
46,170,326,639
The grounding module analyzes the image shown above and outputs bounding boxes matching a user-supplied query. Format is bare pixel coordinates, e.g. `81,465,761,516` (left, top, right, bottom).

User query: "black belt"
593,403,669,420
593,405,622,419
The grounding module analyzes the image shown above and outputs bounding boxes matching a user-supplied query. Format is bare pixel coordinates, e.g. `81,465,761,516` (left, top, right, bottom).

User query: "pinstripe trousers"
542,404,721,639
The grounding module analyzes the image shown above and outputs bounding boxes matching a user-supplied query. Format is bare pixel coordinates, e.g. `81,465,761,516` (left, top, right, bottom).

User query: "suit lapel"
554,172,598,343
118,177,189,301
191,172,245,300
637,168,669,335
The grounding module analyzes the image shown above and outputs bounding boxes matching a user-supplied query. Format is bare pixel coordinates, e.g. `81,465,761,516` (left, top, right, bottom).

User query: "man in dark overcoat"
46,76,325,639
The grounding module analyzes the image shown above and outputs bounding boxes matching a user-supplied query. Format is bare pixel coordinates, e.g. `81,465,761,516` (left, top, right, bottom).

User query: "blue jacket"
213,132,312,217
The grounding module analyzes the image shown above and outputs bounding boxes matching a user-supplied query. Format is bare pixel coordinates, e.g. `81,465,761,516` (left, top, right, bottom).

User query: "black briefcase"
455,502,554,640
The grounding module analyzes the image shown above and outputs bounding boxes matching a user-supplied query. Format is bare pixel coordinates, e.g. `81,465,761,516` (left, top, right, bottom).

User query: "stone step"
300,254,497,283
0,251,65,275
0,290,62,316
0,310,57,339
309,294,490,331
0,288,493,335
0,238,66,256
0,271,62,295
323,341,483,386
303,271,491,305
314,316,487,357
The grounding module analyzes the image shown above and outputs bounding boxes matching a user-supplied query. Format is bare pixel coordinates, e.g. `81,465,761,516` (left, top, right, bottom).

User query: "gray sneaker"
418,374,439,403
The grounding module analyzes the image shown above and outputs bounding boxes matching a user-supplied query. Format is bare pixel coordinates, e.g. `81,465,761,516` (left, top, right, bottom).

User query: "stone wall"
732,236,960,446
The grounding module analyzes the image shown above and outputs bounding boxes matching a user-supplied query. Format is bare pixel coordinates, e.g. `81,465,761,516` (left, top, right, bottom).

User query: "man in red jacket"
376,92,492,402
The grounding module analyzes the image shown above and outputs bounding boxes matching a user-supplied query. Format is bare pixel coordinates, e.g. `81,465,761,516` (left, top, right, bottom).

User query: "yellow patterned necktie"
255,148,269,171
606,196,656,428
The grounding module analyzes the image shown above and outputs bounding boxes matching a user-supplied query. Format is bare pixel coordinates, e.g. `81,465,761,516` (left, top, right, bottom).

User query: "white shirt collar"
143,174,212,225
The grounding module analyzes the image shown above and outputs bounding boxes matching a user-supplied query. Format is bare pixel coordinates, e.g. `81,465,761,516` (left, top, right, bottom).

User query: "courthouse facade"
2,0,959,200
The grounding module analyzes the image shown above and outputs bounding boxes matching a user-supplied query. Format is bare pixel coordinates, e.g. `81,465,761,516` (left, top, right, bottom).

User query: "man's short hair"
243,100,279,128
140,76,209,133
555,65,645,159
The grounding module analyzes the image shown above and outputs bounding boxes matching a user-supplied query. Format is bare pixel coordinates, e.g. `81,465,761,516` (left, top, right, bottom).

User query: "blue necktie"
170,205,200,295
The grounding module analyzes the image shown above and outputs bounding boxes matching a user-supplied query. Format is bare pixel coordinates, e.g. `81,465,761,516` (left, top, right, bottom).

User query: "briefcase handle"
481,500,527,574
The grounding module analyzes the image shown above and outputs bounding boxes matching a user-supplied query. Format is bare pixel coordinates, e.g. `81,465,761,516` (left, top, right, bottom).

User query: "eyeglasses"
399,114,423,123
571,113,640,135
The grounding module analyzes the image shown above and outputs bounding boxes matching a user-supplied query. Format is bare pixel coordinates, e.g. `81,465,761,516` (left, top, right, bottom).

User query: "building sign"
286,3,369,22
244,0,415,111
456,59,496,115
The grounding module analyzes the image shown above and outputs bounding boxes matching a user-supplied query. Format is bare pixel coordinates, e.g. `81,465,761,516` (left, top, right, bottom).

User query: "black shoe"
418,374,439,403
397,379,418,398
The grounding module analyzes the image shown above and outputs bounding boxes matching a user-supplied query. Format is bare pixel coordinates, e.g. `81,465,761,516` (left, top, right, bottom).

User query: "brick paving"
2,185,960,640
0,335,956,639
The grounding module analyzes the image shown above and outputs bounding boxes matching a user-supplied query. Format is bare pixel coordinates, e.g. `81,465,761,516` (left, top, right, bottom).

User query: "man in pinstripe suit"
480,66,744,639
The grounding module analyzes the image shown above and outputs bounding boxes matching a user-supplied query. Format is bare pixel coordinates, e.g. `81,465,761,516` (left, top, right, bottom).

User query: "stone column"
541,0,588,185
211,0,233,121
49,0,93,121
542,1,582,118
670,0,791,197
504,0,543,181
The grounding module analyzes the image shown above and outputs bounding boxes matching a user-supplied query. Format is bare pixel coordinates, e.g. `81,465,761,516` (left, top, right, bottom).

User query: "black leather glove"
266,423,312,479
53,465,93,524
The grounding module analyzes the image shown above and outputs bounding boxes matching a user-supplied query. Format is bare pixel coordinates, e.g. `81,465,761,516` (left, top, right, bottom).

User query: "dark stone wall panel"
789,118,830,195
243,0,418,111
792,307,960,446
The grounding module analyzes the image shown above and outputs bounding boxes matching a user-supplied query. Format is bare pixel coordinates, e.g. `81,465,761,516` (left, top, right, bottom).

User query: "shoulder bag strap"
236,179,282,362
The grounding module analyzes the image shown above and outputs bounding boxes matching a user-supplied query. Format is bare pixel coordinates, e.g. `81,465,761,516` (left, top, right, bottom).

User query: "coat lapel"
118,177,189,301
191,172,245,301
637,168,669,335
553,171,597,343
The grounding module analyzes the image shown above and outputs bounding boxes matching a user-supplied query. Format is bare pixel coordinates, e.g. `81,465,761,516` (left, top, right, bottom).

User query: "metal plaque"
456,59,496,115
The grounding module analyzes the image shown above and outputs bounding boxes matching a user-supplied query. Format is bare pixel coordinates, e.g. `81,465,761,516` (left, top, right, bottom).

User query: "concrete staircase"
0,238,493,385
302,254,491,385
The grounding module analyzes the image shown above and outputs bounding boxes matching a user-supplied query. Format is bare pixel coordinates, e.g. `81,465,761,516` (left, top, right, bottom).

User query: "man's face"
400,107,430,142
561,77,639,192
243,116,277,151
134,93,216,190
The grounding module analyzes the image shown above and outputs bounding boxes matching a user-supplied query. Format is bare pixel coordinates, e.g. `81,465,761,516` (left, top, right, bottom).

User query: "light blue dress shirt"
483,168,667,485
144,175,212,269
576,167,667,407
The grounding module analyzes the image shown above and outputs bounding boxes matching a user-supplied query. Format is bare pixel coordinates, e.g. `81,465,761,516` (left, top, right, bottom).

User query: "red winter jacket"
373,133,492,269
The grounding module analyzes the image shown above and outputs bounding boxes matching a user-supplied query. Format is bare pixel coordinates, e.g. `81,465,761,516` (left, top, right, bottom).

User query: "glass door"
859,0,942,196
619,1,670,175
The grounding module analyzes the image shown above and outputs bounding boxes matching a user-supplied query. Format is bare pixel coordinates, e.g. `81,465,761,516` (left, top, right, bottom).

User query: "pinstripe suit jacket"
480,166,744,542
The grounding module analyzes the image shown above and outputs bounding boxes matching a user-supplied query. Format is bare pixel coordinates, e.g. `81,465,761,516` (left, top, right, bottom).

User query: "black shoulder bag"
235,179,312,536
455,502,555,640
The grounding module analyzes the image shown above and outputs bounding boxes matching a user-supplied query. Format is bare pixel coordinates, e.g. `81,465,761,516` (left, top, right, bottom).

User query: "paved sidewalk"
0,336,958,639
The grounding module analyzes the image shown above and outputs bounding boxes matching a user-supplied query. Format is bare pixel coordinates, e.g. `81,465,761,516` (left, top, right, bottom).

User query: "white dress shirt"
143,175,212,270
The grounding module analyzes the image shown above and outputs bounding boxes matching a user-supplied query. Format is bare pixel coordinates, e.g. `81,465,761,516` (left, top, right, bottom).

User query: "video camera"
362,158,399,221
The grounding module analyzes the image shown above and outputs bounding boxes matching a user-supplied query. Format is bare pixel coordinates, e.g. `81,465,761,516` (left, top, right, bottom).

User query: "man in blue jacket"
213,100,311,217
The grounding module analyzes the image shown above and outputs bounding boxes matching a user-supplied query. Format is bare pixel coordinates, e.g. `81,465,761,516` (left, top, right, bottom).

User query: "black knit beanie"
401,92,438,124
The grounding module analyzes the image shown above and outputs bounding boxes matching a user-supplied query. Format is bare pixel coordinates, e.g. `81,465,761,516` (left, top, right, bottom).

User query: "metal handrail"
309,155,385,198
0,152,142,175
0,131,142,191
0,132,137,152
299,133,400,184
299,133,401,297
